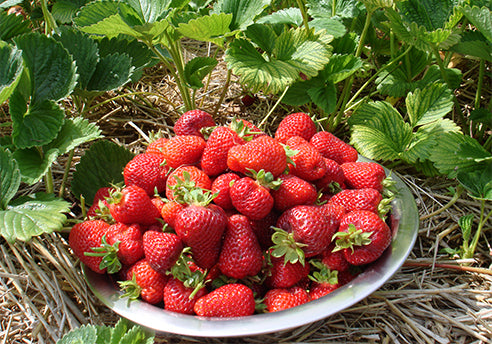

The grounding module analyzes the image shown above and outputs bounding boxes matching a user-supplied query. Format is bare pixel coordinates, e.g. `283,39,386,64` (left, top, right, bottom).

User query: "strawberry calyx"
332,224,373,253
308,259,338,285
229,117,262,141
169,248,207,299
84,235,122,274
245,168,283,191
88,199,113,222
118,273,142,303
379,175,396,219
199,125,217,140
282,144,299,171
270,227,308,266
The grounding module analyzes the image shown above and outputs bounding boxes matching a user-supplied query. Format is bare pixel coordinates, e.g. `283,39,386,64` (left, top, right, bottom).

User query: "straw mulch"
1,44,491,344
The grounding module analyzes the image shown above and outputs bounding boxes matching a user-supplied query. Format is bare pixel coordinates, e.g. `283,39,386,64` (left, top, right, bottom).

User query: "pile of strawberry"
69,110,395,317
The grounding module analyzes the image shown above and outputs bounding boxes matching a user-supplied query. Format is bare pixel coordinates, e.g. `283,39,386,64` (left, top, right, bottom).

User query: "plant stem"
40,0,57,35
168,40,195,111
58,149,74,198
45,167,54,194
213,69,232,116
258,86,290,129
296,0,310,31
475,59,485,110
332,0,337,17
464,201,492,259
420,185,464,221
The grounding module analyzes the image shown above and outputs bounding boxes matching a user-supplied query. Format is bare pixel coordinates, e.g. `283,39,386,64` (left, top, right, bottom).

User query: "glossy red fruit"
271,174,317,212
201,126,245,176
265,254,310,289
218,214,263,279
108,185,161,226
163,277,207,314
145,137,168,155
264,286,310,312
160,200,186,229
314,158,345,191
174,109,216,138
165,165,212,201
229,176,274,220
211,172,241,210
86,187,113,219
310,132,358,165
142,230,183,274
249,211,279,250
123,153,170,196
160,135,206,169
335,210,392,266
286,136,326,181
123,259,169,305
227,135,287,177
274,112,317,144
174,204,227,269
194,283,256,317
106,222,145,266
327,188,382,214
69,220,110,274
341,161,386,192
320,243,350,272
309,281,339,301
229,118,265,140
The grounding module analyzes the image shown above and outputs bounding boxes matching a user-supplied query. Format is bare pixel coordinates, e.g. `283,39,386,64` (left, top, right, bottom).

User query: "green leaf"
87,53,133,92
73,0,121,27
349,101,413,161
310,16,347,38
457,161,492,201
52,0,91,24
46,117,102,154
124,0,172,23
469,108,492,127
0,0,24,10
53,27,99,91
397,0,462,31
420,65,462,90
0,147,20,210
323,53,362,84
306,0,362,19
306,81,337,114
184,56,218,89
177,13,233,47
458,214,474,242
406,83,453,127
212,0,271,31
244,23,278,54
256,7,303,26
57,324,98,344
449,30,492,62
0,41,23,104
71,140,135,203
0,11,31,42
110,318,129,344
13,33,78,104
0,193,70,243
13,147,59,185
460,5,492,42
282,78,320,106
10,95,65,149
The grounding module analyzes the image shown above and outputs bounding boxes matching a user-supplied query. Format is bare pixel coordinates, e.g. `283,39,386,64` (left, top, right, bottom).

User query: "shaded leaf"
0,147,20,210
177,13,233,47
469,108,492,127
13,147,59,185
322,53,362,84
0,41,23,104
458,214,474,241
457,161,492,201
310,16,347,38
460,5,492,42
184,56,218,89
0,11,31,42
52,0,91,24
46,117,102,155
212,0,271,31
449,30,492,61
87,53,133,92
307,81,337,114
306,0,362,19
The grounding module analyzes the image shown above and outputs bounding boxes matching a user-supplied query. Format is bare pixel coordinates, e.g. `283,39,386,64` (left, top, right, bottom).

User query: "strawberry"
86,187,113,219
165,165,212,201
211,172,241,210
271,174,317,212
145,137,168,155
310,131,358,165
69,220,110,274
249,211,278,250
333,210,392,266
263,286,310,312
174,190,228,269
265,253,310,289
274,112,317,144
218,214,263,279
194,283,256,317
105,222,145,267
326,188,382,214
319,243,350,272
229,118,265,140
314,158,345,192
120,259,168,305
286,136,326,181
163,277,207,314
160,200,186,228
123,153,170,196
201,126,245,176
227,135,287,177
276,205,339,258
309,281,339,301
229,170,280,220
107,185,161,226
341,161,386,192
159,135,206,169
174,109,216,138
142,230,183,274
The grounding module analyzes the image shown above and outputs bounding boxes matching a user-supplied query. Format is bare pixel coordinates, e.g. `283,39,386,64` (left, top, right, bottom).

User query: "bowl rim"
83,158,419,337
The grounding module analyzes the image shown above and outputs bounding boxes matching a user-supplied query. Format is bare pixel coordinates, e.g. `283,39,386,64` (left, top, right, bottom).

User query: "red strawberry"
274,112,317,144
163,277,207,314
105,222,145,267
249,211,279,250
307,260,340,300
229,171,278,220
276,205,339,258
165,165,212,201
174,109,216,138
327,188,382,214
194,283,256,317
86,187,113,219
309,281,339,300
120,259,168,305
320,203,346,227
174,192,228,269
69,220,110,274
145,137,168,155
310,132,358,165
286,136,326,181
142,230,183,274
265,254,310,289
201,126,245,176
271,174,317,212
107,185,161,226
229,118,265,140
320,243,350,272
160,200,186,228
341,161,386,192
211,172,241,210
123,153,170,196
218,214,263,279
333,210,392,265
314,158,345,191
160,135,206,169
263,286,310,312
227,135,287,177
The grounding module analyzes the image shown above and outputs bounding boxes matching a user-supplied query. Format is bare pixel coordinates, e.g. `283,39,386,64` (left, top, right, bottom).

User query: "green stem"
420,185,464,221
40,0,57,35
213,69,232,116
332,0,337,17
58,149,74,198
85,91,169,114
258,86,290,130
168,40,195,111
296,0,310,31
45,167,54,194
464,202,492,259
475,59,485,110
